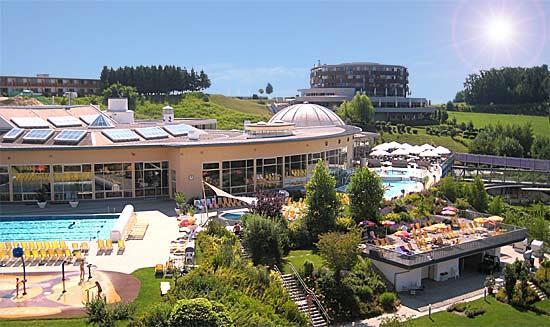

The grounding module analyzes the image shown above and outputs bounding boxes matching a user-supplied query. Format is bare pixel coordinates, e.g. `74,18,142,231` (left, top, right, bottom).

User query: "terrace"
361,217,528,269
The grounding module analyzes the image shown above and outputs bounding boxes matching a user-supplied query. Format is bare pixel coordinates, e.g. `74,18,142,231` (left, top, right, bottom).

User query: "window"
11,165,51,201
53,164,93,200
284,155,307,187
256,157,282,190
202,162,220,197
222,159,254,194
0,166,9,201
134,161,169,197
94,163,133,199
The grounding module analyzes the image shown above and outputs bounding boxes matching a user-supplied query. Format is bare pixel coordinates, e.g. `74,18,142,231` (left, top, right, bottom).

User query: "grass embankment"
379,128,469,153
448,111,550,138
411,297,550,327
0,267,169,327
209,94,271,116
282,249,324,274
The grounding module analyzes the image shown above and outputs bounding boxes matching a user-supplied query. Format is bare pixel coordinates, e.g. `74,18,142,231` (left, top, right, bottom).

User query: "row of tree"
460,65,550,105
100,65,211,95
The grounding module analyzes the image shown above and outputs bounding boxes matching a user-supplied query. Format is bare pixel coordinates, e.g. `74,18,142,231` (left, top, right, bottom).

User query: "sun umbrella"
380,220,396,235
370,149,391,157
442,206,457,212
399,143,412,149
435,146,451,155
474,217,486,224
441,210,457,216
432,223,447,229
391,148,410,156
387,141,402,149
373,143,393,151
421,144,435,150
359,220,376,227
419,150,440,158
408,146,424,155
394,230,410,238
487,216,504,222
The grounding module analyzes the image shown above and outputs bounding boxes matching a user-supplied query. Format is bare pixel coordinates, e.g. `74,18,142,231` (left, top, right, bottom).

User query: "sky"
1,0,549,103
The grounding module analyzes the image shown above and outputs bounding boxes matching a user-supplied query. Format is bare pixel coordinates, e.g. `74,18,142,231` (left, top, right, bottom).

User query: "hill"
209,94,271,116
448,111,549,138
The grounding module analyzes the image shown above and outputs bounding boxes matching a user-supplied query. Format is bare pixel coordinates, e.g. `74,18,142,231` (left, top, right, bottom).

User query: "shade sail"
203,181,256,205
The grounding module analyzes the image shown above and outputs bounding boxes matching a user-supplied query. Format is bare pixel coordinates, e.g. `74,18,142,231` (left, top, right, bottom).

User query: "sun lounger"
74,250,83,262
39,249,47,261
47,248,56,260
155,264,164,277
81,242,89,253
105,240,113,253
160,282,171,296
165,261,175,278
117,240,125,254
60,241,68,249
72,242,80,252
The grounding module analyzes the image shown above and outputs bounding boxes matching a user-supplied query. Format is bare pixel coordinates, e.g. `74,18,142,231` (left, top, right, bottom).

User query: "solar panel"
22,129,54,142
163,124,197,136
54,129,87,143
102,129,140,142
80,114,99,125
48,116,82,127
135,127,169,140
3,128,24,140
11,117,49,128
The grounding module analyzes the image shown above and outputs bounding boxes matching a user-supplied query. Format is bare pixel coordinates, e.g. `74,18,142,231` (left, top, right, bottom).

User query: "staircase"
527,281,548,300
274,265,330,327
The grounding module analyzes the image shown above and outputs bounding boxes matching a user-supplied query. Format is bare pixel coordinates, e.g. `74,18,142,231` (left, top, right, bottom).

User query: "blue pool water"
0,214,119,241
383,180,419,199
219,211,247,221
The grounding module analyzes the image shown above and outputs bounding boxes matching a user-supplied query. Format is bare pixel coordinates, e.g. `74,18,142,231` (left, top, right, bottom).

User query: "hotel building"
0,101,366,203
0,74,101,97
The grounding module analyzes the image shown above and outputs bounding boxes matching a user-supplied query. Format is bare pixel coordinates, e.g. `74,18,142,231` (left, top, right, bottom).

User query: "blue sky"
1,0,548,103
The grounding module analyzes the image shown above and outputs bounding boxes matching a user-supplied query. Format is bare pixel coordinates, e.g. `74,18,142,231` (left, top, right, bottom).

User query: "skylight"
163,124,198,136
54,129,87,144
135,127,169,140
11,117,49,128
48,116,82,127
102,129,140,142
3,128,24,141
22,129,54,143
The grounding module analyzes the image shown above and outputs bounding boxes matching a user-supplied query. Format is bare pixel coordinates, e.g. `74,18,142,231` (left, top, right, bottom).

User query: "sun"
485,15,515,46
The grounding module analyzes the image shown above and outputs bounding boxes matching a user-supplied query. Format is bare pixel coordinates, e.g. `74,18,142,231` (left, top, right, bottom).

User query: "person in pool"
68,221,76,229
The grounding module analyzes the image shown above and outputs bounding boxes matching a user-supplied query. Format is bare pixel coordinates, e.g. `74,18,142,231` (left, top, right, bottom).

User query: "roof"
269,103,345,128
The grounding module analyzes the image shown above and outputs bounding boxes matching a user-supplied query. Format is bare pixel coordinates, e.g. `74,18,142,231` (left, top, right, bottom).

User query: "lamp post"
61,261,67,293
87,263,93,280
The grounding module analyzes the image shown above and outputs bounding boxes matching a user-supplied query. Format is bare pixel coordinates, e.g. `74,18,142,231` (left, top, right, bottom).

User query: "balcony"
362,222,528,269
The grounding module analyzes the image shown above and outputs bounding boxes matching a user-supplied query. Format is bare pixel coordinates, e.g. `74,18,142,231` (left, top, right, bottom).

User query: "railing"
363,223,527,268
455,153,550,172
275,263,332,325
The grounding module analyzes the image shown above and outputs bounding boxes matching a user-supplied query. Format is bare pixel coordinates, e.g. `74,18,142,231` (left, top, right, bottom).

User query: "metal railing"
363,223,527,268
455,153,550,172
274,263,332,325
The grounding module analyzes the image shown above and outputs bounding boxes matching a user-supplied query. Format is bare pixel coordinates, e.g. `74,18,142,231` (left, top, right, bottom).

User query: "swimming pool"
0,214,119,241
219,209,248,221
382,180,420,199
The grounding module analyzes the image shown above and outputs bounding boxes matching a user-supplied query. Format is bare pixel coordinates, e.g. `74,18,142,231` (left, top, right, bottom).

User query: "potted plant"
36,187,48,208
69,193,79,208
174,192,187,216
485,275,496,295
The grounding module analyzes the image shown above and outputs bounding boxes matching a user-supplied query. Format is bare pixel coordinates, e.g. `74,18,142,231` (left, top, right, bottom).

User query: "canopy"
370,149,391,157
408,146,424,155
474,217,487,224
487,216,504,222
203,181,256,205
442,206,457,212
419,150,440,157
399,143,412,149
420,144,436,150
372,143,393,151
441,210,457,216
359,220,376,227
435,146,451,155
390,148,410,156
387,141,402,149
380,220,396,226
394,230,410,238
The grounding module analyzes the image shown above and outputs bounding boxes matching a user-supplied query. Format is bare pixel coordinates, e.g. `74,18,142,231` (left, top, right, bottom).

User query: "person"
79,260,86,284
95,281,103,300
68,221,76,229
233,223,241,237
401,224,408,232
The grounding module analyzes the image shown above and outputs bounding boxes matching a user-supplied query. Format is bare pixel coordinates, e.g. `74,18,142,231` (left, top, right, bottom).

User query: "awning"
203,181,256,205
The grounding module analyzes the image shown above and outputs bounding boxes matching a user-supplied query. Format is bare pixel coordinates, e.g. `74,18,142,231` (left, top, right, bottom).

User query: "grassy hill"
379,128,469,153
209,94,271,116
449,111,549,138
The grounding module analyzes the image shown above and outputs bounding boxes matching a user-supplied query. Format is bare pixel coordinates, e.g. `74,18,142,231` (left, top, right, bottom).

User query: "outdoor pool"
219,209,248,221
0,214,119,241
383,180,421,199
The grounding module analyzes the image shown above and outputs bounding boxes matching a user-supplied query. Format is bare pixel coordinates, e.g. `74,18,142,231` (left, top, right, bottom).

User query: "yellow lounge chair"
81,242,89,253
155,264,164,277
23,249,32,260
47,248,56,260
40,249,48,261
56,248,65,258
117,240,125,254
0,249,9,263
97,240,106,253
64,249,72,260
32,249,41,262
60,241,68,249
74,250,83,262
72,242,80,251
105,240,113,253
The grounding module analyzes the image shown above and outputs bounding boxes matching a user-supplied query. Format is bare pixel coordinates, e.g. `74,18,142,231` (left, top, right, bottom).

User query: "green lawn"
533,299,550,315
282,249,325,274
209,94,272,116
448,111,550,138
0,267,169,327
379,128,469,153
411,297,550,327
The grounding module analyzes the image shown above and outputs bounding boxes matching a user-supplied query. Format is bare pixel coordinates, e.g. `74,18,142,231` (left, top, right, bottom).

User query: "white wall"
434,258,459,281
371,259,422,292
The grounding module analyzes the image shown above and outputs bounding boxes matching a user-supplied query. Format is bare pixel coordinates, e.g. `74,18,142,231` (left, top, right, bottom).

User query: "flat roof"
0,75,100,81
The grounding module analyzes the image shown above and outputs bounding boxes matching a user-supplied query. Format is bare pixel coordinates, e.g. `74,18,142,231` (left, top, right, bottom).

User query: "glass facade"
11,165,51,201
94,163,133,199
222,159,254,194
134,161,169,197
0,166,10,201
53,164,93,200
284,154,307,187
256,157,283,190
202,162,220,197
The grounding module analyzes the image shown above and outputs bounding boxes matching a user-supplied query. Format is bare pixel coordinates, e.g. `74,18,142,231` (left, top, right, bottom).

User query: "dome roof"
268,103,344,128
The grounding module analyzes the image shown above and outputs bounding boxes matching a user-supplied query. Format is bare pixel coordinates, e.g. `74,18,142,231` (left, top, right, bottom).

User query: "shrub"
455,198,470,210
412,129,418,134
464,307,485,318
303,260,314,278
447,301,468,312
379,314,411,327
379,292,397,311
131,303,171,327
168,298,233,327
242,214,286,266
110,301,136,321
335,216,356,232
86,297,111,326
496,288,507,303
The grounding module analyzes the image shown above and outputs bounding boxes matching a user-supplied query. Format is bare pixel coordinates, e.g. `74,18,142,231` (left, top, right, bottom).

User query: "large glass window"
202,162,220,197
0,166,9,201
53,164,93,200
284,154,307,187
11,165,51,201
134,161,169,197
222,159,254,194
256,157,282,190
171,169,177,197
94,163,133,199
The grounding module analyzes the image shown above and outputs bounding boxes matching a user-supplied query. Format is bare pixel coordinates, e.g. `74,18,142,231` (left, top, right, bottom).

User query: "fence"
455,153,550,172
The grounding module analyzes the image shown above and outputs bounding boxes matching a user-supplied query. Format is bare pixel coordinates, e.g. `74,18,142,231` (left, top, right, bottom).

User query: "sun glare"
485,16,515,45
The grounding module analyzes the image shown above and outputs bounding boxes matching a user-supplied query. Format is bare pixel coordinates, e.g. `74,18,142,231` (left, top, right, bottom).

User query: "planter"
37,201,47,208
175,208,182,216
69,201,79,208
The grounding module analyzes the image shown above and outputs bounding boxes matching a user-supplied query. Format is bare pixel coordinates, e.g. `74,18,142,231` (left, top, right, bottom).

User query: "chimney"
162,105,174,124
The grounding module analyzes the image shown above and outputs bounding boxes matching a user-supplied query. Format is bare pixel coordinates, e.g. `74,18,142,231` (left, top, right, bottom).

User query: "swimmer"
68,221,76,229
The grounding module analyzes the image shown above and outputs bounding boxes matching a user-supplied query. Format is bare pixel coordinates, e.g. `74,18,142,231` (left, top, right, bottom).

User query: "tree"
303,161,340,244
248,190,286,219
102,83,138,111
168,298,233,327
437,177,464,203
531,136,550,159
265,83,273,95
258,89,264,95
488,196,505,215
446,101,454,110
467,176,489,212
346,167,384,223
503,262,517,302
316,230,361,277
453,90,465,103
336,92,375,128
495,136,524,157
242,214,286,266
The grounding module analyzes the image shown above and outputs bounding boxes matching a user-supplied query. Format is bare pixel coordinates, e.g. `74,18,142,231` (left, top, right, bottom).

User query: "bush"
447,301,468,312
379,314,411,327
303,260,314,278
242,214,287,266
379,292,397,311
131,303,171,327
335,216,356,232
168,298,233,327
412,129,418,134
86,297,111,326
464,307,485,318
111,301,136,321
